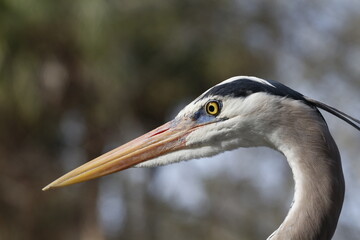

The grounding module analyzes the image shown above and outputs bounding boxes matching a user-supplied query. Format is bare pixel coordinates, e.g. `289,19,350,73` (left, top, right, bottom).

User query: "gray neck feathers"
267,101,345,240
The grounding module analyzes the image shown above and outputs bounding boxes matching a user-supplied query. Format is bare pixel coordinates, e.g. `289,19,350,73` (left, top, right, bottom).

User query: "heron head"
43,76,306,190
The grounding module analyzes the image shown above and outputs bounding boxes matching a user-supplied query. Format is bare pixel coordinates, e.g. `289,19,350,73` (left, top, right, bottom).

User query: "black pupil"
209,105,215,113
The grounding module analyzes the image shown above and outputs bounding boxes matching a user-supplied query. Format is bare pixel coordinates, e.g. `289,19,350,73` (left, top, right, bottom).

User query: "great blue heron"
43,76,360,239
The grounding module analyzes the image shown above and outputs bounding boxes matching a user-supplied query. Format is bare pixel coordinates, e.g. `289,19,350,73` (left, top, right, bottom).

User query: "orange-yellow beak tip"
42,184,55,191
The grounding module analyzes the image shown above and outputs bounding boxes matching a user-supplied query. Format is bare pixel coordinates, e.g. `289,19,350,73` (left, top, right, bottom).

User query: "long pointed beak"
43,118,196,191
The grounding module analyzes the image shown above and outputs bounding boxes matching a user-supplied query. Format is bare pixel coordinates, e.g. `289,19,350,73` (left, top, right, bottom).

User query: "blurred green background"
0,0,360,239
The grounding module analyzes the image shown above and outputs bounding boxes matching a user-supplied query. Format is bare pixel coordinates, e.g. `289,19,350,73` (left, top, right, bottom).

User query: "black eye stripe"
198,78,308,105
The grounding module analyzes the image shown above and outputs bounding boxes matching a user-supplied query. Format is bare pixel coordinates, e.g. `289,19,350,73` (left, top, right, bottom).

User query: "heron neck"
268,118,345,240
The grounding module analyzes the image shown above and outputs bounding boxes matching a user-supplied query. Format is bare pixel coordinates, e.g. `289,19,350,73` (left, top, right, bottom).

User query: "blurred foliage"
0,1,359,240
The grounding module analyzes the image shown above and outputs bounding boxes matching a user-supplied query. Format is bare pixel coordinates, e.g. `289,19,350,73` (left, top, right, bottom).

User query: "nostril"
150,128,169,137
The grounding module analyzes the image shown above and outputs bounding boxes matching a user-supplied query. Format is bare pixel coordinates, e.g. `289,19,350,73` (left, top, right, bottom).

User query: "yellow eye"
205,101,220,116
